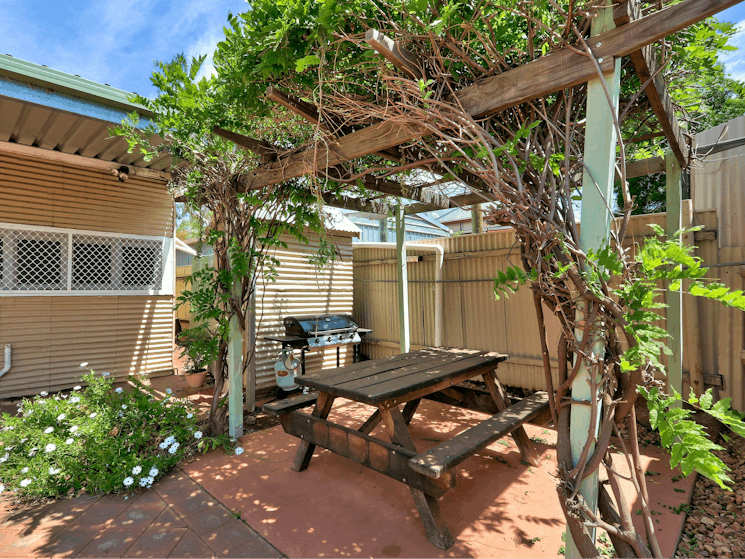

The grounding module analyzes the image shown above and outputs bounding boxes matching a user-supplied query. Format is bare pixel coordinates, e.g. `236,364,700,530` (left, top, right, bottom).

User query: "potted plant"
179,327,217,389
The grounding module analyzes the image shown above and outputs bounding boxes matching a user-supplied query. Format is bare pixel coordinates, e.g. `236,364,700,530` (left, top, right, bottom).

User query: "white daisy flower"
165,388,172,395
168,442,180,454
70,396,80,403
235,447,244,456
57,413,66,421
121,405,127,410
148,467,159,477
28,448,37,457
0,453,8,463
118,411,124,417
49,467,61,475
44,426,54,434
70,425,79,433
37,400,46,405
115,387,123,394
89,413,97,419
146,476,154,487
65,438,74,445
80,362,88,368
159,441,168,450
73,386,81,391
0,484,5,493
21,467,29,473
186,413,193,419
123,477,134,487
194,431,203,439
164,436,175,446
132,465,142,475
20,479,31,488
45,443,56,453
40,391,48,397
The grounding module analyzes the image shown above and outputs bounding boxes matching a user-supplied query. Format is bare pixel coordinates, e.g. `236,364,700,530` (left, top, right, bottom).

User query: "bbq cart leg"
379,404,454,550
291,392,335,472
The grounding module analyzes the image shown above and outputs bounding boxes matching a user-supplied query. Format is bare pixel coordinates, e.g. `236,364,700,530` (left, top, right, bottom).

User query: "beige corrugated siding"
0,296,174,398
253,233,355,396
0,152,173,237
353,207,737,402
0,152,174,398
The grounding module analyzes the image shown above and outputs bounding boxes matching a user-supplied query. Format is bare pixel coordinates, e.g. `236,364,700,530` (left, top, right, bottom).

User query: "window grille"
0,224,169,295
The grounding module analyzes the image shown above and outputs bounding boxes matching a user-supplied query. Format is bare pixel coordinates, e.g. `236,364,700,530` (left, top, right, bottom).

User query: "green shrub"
0,369,222,499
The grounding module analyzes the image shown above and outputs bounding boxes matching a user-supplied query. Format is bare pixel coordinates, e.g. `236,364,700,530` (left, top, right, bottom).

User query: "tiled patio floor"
0,471,282,558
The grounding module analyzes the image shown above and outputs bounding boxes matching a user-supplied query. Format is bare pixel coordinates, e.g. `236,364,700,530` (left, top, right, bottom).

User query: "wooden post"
470,204,484,234
245,288,257,412
666,149,684,400
396,205,410,353
228,255,244,438
566,6,621,557
379,217,389,242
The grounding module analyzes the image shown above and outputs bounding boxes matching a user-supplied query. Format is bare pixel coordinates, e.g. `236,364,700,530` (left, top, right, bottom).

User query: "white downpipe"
355,241,444,347
0,344,10,378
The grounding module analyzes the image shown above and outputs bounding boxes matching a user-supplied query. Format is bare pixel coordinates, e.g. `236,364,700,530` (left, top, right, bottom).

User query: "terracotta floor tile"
219,536,281,558
181,505,231,536
0,527,50,557
76,528,141,558
170,492,218,519
168,530,215,558
36,524,102,558
75,499,132,528
201,521,257,556
151,507,187,530
123,525,187,558
114,502,167,531
154,475,201,501
47,495,100,516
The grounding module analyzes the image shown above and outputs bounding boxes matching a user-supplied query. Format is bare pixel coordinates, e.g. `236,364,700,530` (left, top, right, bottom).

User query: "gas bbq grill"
264,314,372,376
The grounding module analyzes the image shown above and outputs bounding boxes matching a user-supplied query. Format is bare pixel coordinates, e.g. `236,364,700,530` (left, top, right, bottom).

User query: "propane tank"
274,349,300,391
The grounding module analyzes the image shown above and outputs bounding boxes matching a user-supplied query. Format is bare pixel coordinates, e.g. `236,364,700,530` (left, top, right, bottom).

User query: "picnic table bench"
262,347,550,550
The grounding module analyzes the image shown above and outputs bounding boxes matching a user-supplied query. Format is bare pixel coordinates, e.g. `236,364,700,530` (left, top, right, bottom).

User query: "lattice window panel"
72,234,164,291
0,228,69,291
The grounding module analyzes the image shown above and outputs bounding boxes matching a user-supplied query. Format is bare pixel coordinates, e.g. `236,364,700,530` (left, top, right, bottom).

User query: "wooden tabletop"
296,347,508,405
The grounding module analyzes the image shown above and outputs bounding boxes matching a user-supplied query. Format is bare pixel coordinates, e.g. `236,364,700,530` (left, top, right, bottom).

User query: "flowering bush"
0,369,225,499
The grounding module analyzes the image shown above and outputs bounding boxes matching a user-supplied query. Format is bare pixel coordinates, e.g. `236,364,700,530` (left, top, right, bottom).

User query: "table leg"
359,397,420,435
379,405,454,550
291,392,335,472
483,368,541,467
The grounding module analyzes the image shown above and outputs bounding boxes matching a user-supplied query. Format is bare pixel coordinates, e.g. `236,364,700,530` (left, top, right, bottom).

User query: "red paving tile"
201,521,258,556
123,525,187,558
181,504,232,535
220,535,282,558
168,529,215,558
36,523,102,558
113,502,167,531
150,507,187,530
76,527,141,558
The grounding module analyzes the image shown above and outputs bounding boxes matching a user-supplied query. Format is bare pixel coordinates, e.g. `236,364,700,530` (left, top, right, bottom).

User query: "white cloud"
720,19,745,82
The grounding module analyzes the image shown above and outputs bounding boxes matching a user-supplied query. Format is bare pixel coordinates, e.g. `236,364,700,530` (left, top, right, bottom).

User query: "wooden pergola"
214,0,741,555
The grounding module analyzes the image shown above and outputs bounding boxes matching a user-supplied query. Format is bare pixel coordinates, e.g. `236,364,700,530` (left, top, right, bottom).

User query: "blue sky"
2,1,745,99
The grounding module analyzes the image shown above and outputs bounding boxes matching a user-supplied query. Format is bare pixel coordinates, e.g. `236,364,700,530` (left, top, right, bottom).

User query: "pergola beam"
212,126,276,163
238,0,735,192
613,0,689,167
365,29,423,80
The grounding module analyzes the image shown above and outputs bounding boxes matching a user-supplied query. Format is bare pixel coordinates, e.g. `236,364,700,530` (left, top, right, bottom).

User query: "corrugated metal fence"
353,205,745,411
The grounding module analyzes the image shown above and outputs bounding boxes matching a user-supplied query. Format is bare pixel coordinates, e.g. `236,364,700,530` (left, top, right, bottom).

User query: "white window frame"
0,222,174,297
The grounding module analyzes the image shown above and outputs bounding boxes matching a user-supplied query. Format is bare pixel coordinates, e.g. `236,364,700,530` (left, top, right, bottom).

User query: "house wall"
0,151,174,398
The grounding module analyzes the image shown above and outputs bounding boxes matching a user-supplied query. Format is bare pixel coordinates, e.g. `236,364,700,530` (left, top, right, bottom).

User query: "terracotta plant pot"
184,368,207,388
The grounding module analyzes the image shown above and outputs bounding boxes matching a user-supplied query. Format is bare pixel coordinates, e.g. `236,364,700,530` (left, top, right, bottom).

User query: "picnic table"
263,347,550,550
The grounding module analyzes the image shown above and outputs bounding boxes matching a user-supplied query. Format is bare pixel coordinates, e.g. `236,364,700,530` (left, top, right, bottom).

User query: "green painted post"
565,5,621,557
379,217,389,242
666,149,683,400
396,205,410,353
228,257,244,438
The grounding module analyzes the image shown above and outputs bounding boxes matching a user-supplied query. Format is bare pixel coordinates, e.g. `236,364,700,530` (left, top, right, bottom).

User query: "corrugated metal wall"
0,152,174,398
353,207,742,404
253,233,355,396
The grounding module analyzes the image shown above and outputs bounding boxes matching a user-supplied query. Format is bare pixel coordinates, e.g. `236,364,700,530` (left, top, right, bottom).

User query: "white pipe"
0,344,10,378
354,241,444,347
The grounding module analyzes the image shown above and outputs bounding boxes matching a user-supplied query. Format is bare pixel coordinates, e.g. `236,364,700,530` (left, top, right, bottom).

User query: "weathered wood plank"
409,392,550,479
613,0,688,166
365,29,423,80
212,126,276,163
279,410,456,498
291,392,335,472
262,391,319,416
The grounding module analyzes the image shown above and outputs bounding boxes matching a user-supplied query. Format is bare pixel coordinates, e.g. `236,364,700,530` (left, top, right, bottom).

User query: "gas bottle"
274,349,300,390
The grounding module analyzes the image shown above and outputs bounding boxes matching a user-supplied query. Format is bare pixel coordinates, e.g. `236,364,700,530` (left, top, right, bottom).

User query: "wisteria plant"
0,367,233,501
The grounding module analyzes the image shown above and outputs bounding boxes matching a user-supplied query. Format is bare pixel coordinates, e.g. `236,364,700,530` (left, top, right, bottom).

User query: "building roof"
0,55,168,173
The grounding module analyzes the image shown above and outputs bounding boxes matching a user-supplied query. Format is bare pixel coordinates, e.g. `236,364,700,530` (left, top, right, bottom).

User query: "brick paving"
0,471,283,558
